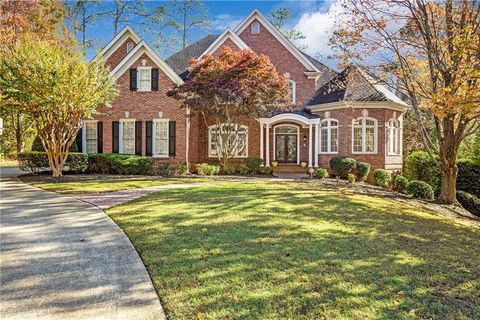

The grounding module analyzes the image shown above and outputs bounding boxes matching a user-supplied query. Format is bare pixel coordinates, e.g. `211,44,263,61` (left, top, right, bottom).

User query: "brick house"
78,10,408,171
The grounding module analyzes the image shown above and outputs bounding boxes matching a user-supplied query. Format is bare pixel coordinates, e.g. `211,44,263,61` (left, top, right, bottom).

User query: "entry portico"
259,112,320,168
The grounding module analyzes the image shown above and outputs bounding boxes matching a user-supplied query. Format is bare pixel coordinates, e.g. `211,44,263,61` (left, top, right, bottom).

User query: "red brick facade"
89,12,405,172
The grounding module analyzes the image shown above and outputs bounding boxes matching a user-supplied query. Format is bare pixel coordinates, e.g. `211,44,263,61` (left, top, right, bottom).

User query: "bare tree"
66,0,108,50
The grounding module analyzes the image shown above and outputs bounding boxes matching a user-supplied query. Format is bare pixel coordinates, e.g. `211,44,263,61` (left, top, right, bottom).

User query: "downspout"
185,106,190,169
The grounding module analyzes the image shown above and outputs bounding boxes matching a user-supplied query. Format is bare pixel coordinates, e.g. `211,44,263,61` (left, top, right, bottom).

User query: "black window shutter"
75,127,83,153
135,121,142,155
169,121,176,157
112,121,119,153
130,69,137,91
151,68,159,91
146,121,153,156
97,121,103,153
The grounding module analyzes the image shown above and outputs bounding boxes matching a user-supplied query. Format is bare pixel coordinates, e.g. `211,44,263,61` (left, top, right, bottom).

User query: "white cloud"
294,1,343,62
211,14,243,31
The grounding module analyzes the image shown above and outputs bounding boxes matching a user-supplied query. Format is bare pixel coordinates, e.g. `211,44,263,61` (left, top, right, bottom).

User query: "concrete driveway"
0,167,165,320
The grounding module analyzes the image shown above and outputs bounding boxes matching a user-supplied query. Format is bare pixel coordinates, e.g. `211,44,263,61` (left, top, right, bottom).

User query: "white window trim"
351,117,378,154
82,120,98,154
319,119,339,155
119,118,136,154
273,124,300,164
152,118,170,158
387,118,401,156
288,79,296,103
251,21,260,34
137,66,152,92
208,123,248,158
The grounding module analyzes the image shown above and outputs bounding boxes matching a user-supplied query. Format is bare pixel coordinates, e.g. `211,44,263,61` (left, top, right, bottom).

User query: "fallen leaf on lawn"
201,227,208,232
397,290,406,296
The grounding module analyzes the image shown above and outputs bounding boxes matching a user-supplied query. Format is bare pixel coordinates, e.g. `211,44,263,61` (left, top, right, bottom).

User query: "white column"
259,123,264,163
265,123,270,166
308,124,313,168
314,123,319,167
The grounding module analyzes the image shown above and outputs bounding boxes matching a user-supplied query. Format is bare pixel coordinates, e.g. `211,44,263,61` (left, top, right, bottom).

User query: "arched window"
387,118,400,155
208,123,248,158
320,119,338,154
251,21,260,34
288,80,296,103
126,42,134,54
352,117,378,154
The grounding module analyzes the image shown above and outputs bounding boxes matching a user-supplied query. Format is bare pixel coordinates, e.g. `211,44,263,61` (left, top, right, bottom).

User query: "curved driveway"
0,168,165,320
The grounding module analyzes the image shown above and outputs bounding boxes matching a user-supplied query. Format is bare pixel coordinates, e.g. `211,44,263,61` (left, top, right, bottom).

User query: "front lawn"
107,181,480,319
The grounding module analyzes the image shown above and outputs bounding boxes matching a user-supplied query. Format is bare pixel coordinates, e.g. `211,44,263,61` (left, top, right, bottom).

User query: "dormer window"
126,42,133,53
251,22,260,35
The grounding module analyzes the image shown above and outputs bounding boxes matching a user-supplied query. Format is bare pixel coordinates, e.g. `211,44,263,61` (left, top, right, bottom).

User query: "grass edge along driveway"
106,181,480,320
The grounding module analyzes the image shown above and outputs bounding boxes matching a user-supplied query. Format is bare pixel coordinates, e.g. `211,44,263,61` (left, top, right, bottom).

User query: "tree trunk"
439,162,457,204
14,113,24,154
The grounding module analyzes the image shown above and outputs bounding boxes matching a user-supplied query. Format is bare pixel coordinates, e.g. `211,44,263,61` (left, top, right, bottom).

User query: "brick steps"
272,165,308,174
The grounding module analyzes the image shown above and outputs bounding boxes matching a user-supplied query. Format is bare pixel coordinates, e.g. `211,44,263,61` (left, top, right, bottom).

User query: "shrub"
356,162,371,182
89,154,153,175
220,166,236,175
18,151,89,174
175,162,189,175
393,175,408,193
239,164,250,175
456,190,480,217
373,169,391,188
153,163,173,177
348,173,356,184
196,163,220,176
31,136,45,152
404,151,440,193
405,180,434,199
245,157,261,174
67,153,89,172
457,158,480,197
315,168,328,179
329,156,356,178
260,166,273,175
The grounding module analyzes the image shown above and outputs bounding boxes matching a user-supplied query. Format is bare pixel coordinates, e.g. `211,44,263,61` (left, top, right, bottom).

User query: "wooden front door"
275,133,297,163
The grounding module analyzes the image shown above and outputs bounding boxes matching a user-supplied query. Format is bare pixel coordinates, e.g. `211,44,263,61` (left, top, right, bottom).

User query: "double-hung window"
352,117,378,154
288,80,296,103
83,121,98,153
319,119,338,154
137,67,151,92
387,119,400,155
153,119,169,157
120,120,136,154
209,124,248,158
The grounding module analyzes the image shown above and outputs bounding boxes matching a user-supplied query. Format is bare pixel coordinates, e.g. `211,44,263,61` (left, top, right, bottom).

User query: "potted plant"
300,161,307,168
272,160,278,168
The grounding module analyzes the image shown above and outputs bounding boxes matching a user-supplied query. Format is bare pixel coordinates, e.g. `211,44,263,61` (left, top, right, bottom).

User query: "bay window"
352,117,377,154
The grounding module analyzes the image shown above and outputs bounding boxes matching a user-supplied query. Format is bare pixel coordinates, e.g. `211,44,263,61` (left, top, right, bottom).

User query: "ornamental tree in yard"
168,47,293,167
0,39,117,177
330,0,480,204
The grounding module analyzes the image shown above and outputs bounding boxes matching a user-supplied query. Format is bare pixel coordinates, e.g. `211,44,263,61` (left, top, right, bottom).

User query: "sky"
80,0,341,68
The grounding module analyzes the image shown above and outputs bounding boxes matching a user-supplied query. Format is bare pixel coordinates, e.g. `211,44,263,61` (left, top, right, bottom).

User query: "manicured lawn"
27,176,233,194
107,181,480,319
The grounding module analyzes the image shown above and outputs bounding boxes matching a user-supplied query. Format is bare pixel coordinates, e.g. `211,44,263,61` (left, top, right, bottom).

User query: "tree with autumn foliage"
0,39,117,177
168,47,292,168
330,0,480,204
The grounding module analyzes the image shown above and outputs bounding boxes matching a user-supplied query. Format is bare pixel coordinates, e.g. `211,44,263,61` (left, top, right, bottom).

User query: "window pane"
139,69,151,91
321,128,328,152
85,122,97,154
276,126,297,134
155,121,168,156
331,127,338,152
122,122,135,154
353,127,362,152
330,120,338,127
365,119,375,126
366,127,375,152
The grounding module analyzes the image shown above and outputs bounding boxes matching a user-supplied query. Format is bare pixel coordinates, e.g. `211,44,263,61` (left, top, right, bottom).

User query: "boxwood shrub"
405,180,434,199
456,190,480,217
457,158,480,197
196,163,220,176
259,166,273,175
356,162,371,182
329,156,356,178
18,151,89,174
315,168,328,179
373,169,391,188
245,157,262,174
404,151,440,193
89,154,152,175
393,175,408,193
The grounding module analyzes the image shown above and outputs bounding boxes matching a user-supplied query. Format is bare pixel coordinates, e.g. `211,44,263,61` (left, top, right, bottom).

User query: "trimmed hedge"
404,151,440,193
457,158,480,197
456,190,480,217
315,168,328,179
245,157,262,174
89,154,153,175
220,166,236,175
373,169,391,188
18,151,89,173
405,180,434,199
329,156,356,178
259,166,273,175
356,162,371,182
393,175,408,193
196,163,220,176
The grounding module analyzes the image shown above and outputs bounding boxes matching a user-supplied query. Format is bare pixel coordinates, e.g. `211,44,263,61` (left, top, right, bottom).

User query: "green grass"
107,182,480,320
31,177,229,194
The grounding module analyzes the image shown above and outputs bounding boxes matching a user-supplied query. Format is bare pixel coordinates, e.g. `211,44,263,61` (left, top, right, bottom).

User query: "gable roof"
198,28,249,58
96,26,142,62
307,66,408,108
234,9,319,72
111,40,183,85
165,34,219,80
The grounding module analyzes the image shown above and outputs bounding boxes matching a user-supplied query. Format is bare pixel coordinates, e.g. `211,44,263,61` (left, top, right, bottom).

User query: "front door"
275,133,297,163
